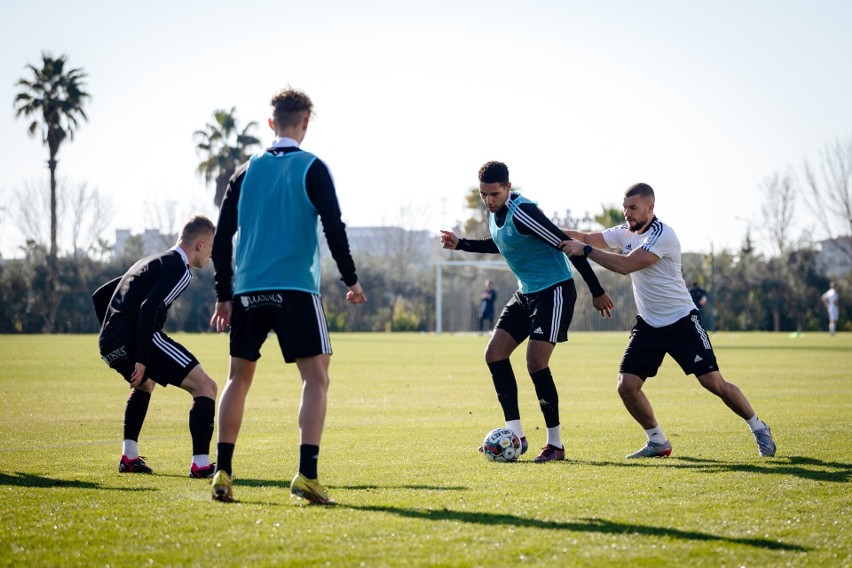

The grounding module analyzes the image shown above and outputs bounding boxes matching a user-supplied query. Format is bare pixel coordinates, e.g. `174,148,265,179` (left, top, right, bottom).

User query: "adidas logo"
694,355,703,363
533,327,544,334
625,244,633,252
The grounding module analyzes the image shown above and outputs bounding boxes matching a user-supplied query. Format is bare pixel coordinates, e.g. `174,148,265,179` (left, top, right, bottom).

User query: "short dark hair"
625,182,654,199
180,215,215,242
478,161,510,185
271,88,313,130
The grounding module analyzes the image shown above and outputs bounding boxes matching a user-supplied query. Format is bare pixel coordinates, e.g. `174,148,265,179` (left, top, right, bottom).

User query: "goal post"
435,260,515,334
435,259,636,334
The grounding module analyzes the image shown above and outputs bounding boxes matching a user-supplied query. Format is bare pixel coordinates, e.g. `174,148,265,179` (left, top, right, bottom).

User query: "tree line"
5,51,850,334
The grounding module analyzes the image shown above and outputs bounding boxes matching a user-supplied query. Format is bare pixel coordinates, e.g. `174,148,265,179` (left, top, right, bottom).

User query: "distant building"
113,228,176,260
321,226,442,265
816,236,852,279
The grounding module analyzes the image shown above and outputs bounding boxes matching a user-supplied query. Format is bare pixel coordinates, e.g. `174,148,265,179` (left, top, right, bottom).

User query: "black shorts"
230,290,331,363
619,310,719,379
495,279,577,344
100,331,199,387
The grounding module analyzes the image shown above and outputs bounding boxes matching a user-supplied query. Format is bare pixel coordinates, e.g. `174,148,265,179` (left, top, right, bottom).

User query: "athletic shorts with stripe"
230,290,331,363
620,309,719,379
100,331,199,387
496,279,577,345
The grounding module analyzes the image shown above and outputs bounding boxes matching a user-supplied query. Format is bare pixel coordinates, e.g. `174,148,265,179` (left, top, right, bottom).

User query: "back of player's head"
271,88,313,130
479,161,510,185
625,182,655,200
180,215,216,242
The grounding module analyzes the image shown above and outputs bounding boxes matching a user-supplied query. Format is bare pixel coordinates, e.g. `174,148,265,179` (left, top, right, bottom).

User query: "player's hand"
560,240,585,256
130,362,147,388
593,292,614,319
210,301,233,333
440,230,459,250
346,283,367,304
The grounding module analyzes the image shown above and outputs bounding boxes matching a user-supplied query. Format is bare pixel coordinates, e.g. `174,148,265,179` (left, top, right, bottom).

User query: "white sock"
122,440,138,459
644,426,667,444
192,454,210,468
506,419,525,439
745,414,766,433
546,426,562,449
829,322,836,335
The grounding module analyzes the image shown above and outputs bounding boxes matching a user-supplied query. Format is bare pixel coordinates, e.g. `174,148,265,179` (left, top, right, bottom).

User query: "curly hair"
271,88,314,130
478,161,510,185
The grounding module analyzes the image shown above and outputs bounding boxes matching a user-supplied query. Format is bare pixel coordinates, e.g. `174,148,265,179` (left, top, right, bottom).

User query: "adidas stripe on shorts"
620,309,719,379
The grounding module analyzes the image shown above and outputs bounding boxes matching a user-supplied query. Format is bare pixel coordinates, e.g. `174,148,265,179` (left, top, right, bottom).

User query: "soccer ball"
481,427,522,462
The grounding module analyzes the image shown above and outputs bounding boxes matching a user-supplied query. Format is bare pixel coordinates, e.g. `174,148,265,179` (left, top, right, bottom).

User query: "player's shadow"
0,471,154,491
224,478,467,493
580,455,851,483
348,505,807,552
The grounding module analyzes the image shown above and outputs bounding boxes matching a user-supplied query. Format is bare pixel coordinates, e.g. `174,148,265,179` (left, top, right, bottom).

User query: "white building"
816,236,852,279
113,228,176,260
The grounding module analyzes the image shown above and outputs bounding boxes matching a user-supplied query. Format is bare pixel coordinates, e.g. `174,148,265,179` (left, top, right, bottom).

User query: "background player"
441,161,613,462
478,280,497,334
561,183,776,458
821,282,839,336
94,215,218,477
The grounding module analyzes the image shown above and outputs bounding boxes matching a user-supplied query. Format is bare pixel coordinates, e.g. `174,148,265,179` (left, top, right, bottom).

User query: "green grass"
0,331,850,567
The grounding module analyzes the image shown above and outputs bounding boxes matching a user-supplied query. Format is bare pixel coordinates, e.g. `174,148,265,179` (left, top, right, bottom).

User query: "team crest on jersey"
625,243,633,253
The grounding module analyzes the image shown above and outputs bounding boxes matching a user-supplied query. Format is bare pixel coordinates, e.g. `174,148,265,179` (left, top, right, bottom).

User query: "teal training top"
490,195,573,294
234,149,321,295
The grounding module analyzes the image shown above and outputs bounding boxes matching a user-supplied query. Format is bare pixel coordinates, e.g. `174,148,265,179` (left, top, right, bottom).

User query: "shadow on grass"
348,505,807,552
206,477,468,493
580,455,851,482
0,471,154,491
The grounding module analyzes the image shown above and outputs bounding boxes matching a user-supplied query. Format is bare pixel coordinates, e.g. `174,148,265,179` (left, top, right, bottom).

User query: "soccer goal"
435,259,516,334
435,259,636,334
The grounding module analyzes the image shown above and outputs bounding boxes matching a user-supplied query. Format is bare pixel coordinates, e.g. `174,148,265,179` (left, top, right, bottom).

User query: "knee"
617,374,641,398
305,371,330,391
697,372,725,395
198,374,218,399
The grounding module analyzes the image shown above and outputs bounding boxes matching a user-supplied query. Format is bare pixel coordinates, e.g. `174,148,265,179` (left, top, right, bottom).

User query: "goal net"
436,259,636,333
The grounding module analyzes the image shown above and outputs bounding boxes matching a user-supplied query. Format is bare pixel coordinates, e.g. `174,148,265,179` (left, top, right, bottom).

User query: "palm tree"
14,51,90,262
194,108,260,207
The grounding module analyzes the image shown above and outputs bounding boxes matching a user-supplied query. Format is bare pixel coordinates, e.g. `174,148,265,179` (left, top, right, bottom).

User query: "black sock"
189,396,215,456
216,443,235,476
530,367,560,428
123,389,151,442
487,359,520,421
299,444,320,479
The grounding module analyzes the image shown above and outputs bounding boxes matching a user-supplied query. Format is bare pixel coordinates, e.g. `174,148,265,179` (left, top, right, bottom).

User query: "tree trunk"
45,155,59,333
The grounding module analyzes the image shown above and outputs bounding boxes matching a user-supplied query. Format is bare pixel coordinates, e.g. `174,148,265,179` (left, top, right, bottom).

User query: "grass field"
0,331,850,567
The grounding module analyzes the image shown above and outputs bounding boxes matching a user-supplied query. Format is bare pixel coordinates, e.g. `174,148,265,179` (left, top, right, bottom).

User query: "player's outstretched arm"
442,230,500,254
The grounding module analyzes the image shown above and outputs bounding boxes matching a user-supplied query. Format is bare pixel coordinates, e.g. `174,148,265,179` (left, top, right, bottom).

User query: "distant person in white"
821,282,839,336
561,182,776,458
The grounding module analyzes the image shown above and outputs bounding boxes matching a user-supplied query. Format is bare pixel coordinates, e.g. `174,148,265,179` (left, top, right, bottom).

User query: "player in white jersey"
821,282,839,336
561,183,776,458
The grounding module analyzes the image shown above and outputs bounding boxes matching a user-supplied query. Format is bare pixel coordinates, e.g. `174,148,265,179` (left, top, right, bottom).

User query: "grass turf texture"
0,332,849,567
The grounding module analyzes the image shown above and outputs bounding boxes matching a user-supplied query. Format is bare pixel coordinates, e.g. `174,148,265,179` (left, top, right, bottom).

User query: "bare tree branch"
760,170,797,257
800,135,852,262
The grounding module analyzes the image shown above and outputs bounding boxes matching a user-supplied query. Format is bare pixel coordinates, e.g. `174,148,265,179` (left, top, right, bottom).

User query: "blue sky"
2,1,851,258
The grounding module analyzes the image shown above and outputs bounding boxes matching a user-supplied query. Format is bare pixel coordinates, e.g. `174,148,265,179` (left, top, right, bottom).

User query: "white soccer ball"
481,427,522,462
